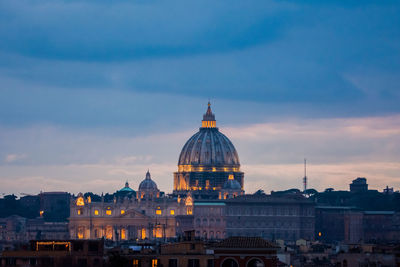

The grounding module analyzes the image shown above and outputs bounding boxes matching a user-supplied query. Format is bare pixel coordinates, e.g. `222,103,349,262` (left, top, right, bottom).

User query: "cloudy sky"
0,0,399,196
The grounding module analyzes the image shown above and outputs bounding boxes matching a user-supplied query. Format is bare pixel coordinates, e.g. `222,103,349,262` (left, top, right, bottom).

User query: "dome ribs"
178,128,240,168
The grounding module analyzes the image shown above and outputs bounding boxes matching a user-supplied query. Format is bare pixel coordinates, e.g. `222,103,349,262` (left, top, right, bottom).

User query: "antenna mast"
303,158,307,192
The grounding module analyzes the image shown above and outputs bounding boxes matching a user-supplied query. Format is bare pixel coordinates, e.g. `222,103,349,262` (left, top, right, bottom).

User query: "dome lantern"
201,102,216,128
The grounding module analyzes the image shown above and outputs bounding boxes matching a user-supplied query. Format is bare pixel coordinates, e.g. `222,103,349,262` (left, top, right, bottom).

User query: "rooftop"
214,237,278,249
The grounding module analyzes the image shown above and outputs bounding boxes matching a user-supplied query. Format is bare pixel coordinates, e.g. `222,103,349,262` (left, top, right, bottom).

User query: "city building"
158,231,214,267
349,177,368,193
0,215,26,242
315,206,362,243
25,218,69,241
193,201,226,240
173,103,244,200
0,239,104,267
212,236,279,267
69,171,192,241
224,194,315,241
68,103,318,243
315,206,400,243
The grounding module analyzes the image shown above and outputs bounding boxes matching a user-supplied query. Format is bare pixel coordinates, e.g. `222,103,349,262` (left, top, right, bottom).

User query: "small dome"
138,170,158,191
118,181,135,193
223,178,241,190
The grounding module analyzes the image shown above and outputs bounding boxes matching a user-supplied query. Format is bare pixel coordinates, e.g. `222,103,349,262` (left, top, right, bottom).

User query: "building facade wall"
69,196,187,241
193,202,226,239
225,197,315,241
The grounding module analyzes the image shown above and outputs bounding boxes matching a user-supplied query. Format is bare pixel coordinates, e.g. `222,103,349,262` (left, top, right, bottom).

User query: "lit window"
154,227,162,238
121,228,126,240
133,259,140,267
156,209,162,215
120,210,125,215
187,207,193,215
106,210,112,216
77,209,82,215
77,227,84,239
39,211,44,217
141,228,146,239
105,226,113,239
170,209,175,215
94,210,99,215
76,197,85,206
152,259,159,267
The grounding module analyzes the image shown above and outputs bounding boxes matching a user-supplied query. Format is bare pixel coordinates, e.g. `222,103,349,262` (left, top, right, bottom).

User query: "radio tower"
303,158,307,192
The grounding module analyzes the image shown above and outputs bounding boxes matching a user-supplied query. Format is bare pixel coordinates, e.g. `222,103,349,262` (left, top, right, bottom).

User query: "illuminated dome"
174,103,244,194
178,103,240,169
138,170,158,191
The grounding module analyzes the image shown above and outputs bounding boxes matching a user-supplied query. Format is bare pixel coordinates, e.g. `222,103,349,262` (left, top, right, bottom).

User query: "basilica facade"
69,171,193,241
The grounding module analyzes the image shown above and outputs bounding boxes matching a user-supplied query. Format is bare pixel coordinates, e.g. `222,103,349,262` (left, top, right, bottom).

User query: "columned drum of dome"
173,103,244,196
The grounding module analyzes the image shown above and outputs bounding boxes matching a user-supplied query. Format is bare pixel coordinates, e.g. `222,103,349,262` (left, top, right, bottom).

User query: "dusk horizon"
1,0,400,196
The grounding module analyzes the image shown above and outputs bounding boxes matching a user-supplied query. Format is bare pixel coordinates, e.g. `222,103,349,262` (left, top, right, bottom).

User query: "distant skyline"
0,0,399,195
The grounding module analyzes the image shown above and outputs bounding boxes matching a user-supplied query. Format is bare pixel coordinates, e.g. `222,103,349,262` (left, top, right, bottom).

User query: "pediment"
119,208,149,219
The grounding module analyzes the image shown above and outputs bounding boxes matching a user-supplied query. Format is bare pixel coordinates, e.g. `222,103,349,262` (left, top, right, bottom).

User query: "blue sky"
0,0,399,195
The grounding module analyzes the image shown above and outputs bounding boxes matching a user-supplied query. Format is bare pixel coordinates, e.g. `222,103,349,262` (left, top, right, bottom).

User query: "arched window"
77,227,84,239
105,226,113,240
222,258,239,267
246,258,264,267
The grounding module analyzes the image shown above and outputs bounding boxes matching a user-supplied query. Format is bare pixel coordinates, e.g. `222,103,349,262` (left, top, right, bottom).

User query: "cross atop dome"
201,102,216,128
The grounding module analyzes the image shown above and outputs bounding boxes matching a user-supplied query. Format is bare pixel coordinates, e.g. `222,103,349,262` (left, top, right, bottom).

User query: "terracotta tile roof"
213,237,278,249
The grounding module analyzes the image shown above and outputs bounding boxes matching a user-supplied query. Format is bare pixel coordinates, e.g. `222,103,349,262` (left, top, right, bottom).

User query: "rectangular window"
94,210,99,215
141,228,146,239
120,210,125,215
170,209,175,215
156,209,162,215
187,207,193,215
77,209,82,215
121,228,126,240
133,259,140,267
168,259,178,267
188,259,200,267
106,210,112,215
152,259,159,267
207,259,214,267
